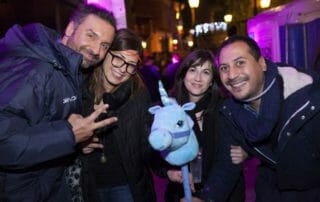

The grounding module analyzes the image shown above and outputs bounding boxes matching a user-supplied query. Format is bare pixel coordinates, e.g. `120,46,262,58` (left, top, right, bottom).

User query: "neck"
242,77,276,112
249,99,261,112
189,94,203,103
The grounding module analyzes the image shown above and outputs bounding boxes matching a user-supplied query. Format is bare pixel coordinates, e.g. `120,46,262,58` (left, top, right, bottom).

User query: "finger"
87,142,104,149
230,152,242,157
231,157,241,164
82,147,94,154
93,116,118,130
230,145,238,149
87,104,109,122
189,174,195,192
92,137,101,143
190,182,196,193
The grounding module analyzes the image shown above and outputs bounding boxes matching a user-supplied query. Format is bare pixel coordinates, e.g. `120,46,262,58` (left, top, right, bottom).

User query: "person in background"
139,54,162,103
0,3,117,201
201,35,320,202
165,49,247,202
81,28,157,202
163,53,181,92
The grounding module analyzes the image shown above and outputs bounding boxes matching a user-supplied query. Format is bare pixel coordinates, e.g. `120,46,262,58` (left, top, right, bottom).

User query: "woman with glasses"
80,28,157,202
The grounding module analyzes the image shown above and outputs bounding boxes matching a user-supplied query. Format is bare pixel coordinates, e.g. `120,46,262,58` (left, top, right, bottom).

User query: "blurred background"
1,0,319,73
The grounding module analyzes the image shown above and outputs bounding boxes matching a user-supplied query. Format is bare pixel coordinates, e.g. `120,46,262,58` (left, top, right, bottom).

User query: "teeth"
231,81,245,88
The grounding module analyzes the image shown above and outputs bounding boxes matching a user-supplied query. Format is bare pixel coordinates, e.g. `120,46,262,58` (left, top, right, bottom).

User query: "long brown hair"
88,28,144,103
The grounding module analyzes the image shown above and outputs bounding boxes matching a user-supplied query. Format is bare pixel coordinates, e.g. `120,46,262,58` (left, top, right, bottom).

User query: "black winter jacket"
0,23,82,201
202,63,320,202
81,84,157,202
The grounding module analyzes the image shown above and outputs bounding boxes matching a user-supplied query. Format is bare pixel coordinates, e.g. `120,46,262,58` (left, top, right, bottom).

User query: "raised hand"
68,104,117,143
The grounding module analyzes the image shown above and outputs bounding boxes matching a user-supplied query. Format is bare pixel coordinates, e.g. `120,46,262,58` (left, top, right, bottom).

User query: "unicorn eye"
176,120,184,127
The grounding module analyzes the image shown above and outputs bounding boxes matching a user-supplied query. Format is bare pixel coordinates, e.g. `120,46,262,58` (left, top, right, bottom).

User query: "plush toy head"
148,81,199,166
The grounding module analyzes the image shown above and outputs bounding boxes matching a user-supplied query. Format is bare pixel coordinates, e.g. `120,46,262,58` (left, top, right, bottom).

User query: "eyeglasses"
108,51,138,75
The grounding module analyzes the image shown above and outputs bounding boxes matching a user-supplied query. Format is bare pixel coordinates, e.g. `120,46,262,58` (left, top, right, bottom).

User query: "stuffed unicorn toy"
148,81,199,202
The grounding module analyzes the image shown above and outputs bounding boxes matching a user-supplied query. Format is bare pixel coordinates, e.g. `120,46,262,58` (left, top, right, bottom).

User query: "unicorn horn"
158,80,172,106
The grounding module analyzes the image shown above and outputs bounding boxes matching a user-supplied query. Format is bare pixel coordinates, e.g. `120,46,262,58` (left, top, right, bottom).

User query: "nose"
194,71,201,81
149,129,172,151
91,42,102,58
119,65,127,73
227,66,239,80
92,42,99,54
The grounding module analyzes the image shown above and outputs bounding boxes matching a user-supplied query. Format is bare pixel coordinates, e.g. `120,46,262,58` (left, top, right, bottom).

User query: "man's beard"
66,37,100,69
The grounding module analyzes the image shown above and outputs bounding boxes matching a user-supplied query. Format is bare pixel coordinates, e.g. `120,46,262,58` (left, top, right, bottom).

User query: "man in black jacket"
200,36,320,202
0,3,117,201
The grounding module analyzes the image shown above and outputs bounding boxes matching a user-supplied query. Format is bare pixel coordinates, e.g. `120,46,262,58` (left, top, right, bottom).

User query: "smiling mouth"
231,81,245,88
113,70,125,79
192,83,202,88
227,81,247,93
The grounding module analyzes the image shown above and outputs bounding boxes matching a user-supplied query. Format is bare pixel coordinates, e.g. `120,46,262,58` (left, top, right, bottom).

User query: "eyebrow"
233,56,246,62
86,29,97,36
86,29,112,45
113,53,137,65
219,56,245,66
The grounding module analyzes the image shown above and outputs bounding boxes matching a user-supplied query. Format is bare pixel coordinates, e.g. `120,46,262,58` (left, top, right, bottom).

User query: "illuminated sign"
194,22,227,36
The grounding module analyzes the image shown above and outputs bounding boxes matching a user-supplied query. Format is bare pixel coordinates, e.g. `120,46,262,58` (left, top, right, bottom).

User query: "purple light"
87,0,111,8
86,0,127,28
172,54,180,64
247,0,320,62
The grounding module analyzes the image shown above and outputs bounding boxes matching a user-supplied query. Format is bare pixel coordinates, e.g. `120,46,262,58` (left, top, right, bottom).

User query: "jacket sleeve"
0,60,76,169
201,114,243,202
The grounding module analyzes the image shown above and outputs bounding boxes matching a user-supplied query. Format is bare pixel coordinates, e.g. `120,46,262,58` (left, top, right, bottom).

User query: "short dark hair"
70,3,116,30
218,35,261,61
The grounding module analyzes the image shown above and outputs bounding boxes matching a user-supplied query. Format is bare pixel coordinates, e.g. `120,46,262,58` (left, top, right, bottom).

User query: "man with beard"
0,3,117,201
199,36,320,202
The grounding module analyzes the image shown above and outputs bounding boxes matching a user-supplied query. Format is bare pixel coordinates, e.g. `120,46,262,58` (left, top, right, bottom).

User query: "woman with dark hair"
80,28,157,202
165,49,247,202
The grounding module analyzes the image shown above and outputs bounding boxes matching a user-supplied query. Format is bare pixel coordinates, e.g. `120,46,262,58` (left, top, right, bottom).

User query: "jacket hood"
0,23,82,71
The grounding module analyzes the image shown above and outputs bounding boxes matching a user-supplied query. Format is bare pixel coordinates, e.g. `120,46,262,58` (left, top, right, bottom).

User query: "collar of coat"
278,66,313,99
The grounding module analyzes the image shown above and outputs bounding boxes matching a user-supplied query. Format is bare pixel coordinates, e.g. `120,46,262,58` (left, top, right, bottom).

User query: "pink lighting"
86,0,127,28
248,0,320,62
248,0,320,69
172,54,180,64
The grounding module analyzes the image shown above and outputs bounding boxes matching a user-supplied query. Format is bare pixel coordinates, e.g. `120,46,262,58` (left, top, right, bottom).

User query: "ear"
61,21,76,45
259,57,267,72
148,105,162,114
65,21,76,38
182,102,196,111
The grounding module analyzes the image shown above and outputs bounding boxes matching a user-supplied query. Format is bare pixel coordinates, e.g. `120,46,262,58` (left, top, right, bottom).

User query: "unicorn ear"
182,102,196,111
148,105,162,114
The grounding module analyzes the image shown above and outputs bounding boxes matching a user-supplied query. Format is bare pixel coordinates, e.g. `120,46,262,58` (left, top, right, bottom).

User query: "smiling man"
0,3,117,202
200,36,320,202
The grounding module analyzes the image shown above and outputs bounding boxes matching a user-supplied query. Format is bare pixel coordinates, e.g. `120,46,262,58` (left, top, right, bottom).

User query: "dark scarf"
187,93,212,147
189,93,212,115
228,61,283,144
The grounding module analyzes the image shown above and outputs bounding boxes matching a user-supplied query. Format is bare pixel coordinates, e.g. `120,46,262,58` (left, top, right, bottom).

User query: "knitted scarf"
228,61,283,143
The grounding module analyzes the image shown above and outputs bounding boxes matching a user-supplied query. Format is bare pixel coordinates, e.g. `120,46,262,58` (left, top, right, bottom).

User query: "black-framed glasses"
108,51,138,75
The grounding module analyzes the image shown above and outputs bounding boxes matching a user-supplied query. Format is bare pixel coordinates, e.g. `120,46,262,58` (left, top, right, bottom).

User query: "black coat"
81,84,157,202
203,64,320,202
